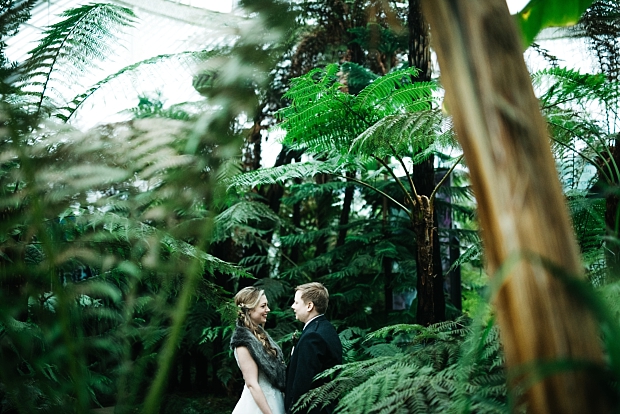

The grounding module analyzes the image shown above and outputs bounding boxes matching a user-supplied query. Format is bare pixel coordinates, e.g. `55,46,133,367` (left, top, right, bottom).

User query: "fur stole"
230,321,287,391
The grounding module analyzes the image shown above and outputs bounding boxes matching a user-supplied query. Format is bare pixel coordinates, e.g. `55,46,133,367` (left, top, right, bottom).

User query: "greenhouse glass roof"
5,0,242,127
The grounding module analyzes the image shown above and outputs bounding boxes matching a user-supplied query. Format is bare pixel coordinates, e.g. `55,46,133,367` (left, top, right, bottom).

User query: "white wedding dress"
232,349,285,414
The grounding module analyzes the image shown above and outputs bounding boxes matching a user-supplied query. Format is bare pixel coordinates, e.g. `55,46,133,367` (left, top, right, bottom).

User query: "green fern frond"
0,1,38,40
340,62,379,95
84,210,250,280
238,254,271,275
278,93,358,152
142,327,170,350
227,158,344,189
58,51,215,122
281,64,340,106
364,343,402,358
297,317,507,414
533,67,615,109
350,109,452,159
449,243,483,271
331,364,418,413
283,180,354,206
254,277,289,301
19,3,136,116
212,200,280,243
279,227,334,247
353,67,429,113
277,65,440,158
326,254,381,281
366,323,425,341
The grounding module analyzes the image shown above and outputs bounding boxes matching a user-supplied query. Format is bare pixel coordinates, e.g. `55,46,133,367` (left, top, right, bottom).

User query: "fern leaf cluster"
294,317,509,414
18,3,136,117
350,109,455,160
276,64,441,160
0,109,246,411
0,0,38,90
533,67,616,110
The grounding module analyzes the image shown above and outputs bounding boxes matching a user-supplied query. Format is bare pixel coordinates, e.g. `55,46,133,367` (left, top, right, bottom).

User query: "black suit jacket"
285,315,342,414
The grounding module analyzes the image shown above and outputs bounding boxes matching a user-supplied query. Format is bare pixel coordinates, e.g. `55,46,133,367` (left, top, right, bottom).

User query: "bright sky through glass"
171,0,235,13
506,0,529,14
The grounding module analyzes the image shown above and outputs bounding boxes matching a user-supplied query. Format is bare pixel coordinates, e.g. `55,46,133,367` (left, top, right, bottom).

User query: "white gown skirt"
232,352,285,414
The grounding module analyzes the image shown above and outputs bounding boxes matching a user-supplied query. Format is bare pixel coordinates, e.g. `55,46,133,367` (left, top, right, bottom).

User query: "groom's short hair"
296,282,329,314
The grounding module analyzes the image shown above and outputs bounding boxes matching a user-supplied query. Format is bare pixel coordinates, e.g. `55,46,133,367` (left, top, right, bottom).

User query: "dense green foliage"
296,316,509,414
0,0,619,413
0,0,293,412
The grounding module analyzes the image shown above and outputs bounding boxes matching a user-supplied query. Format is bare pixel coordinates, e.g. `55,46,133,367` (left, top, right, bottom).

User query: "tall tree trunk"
337,172,355,247
605,137,620,281
194,352,208,392
421,0,613,412
408,0,431,81
408,0,445,325
291,178,302,264
411,194,436,325
313,172,332,258
448,236,461,311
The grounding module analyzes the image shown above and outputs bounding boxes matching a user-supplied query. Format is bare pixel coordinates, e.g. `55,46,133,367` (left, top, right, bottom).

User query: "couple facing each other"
230,282,342,414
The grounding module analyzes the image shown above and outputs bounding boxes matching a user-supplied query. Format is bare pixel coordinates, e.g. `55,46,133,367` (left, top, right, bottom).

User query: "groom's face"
291,290,312,323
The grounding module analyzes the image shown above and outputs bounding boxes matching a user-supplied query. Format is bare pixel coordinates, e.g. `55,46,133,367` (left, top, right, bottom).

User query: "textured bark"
408,0,432,81
421,0,612,412
313,172,332,258
337,172,355,247
408,0,445,325
242,110,264,172
448,236,462,311
412,195,437,326
412,158,445,325
263,147,303,217
604,138,620,281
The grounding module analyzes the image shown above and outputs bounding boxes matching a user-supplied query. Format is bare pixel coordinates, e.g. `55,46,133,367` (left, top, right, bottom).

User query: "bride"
230,286,286,414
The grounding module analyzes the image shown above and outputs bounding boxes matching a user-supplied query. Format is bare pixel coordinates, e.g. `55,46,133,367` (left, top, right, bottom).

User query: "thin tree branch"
372,155,417,208
430,154,464,203
342,174,411,217
551,135,612,184
389,143,420,200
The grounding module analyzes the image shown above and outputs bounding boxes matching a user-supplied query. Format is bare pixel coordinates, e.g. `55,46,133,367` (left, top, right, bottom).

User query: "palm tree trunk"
421,0,613,412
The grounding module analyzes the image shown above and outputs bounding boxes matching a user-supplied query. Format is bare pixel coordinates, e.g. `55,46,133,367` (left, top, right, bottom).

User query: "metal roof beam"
113,0,241,27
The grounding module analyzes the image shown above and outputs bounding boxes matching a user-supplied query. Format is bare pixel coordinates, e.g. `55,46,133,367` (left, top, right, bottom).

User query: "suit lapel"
292,315,323,355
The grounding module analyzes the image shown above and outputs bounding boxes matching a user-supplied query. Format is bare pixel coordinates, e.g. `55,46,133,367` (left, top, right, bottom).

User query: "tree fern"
277,64,440,158
352,68,436,118
18,3,136,116
350,110,454,160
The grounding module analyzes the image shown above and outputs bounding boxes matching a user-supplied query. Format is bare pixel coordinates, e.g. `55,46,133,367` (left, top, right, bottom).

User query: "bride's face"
249,294,270,325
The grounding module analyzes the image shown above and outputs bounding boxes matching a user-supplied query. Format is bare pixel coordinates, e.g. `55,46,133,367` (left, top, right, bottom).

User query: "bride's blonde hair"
234,286,277,357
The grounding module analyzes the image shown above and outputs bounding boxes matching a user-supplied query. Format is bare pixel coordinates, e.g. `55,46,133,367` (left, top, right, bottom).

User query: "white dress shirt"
303,314,324,330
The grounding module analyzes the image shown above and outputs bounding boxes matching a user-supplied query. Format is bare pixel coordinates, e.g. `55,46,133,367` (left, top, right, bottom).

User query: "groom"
285,282,342,414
